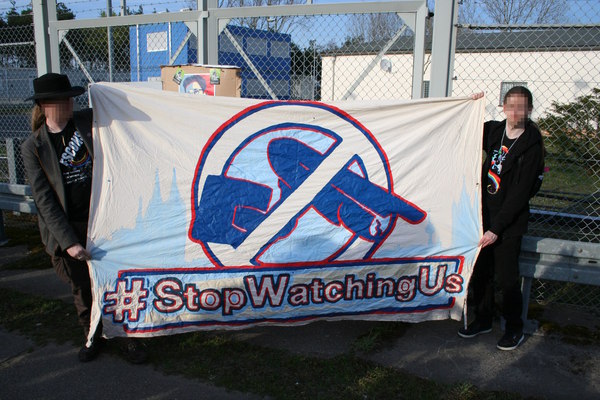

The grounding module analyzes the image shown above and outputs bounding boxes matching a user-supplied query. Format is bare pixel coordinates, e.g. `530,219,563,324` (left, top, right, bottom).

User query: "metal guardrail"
0,183,36,245
519,235,600,332
0,183,36,213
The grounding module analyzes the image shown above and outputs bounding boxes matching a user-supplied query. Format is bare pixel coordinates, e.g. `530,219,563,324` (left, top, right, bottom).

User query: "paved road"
1,245,599,400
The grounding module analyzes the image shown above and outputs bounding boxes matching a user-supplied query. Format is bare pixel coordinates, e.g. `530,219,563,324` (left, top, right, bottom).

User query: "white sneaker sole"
457,327,492,339
497,334,525,351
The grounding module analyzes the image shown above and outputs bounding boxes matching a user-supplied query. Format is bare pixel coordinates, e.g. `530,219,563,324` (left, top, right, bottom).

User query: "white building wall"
321,50,600,121
321,53,415,102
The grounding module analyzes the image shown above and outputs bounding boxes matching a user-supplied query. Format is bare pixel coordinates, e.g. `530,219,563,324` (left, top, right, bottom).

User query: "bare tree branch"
459,0,568,25
347,13,405,43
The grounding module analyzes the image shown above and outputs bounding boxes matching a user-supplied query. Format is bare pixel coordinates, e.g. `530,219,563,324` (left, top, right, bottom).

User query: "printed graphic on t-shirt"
487,145,509,194
59,131,92,186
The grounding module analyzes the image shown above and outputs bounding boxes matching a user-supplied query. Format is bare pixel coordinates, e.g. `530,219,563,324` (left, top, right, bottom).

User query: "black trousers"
50,221,100,339
468,235,524,333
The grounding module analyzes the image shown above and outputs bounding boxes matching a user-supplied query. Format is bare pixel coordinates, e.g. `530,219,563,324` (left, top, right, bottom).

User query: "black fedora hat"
26,73,85,101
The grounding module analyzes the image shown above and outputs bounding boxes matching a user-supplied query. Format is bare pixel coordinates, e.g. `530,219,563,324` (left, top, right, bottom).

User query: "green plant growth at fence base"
538,88,600,193
0,218,50,271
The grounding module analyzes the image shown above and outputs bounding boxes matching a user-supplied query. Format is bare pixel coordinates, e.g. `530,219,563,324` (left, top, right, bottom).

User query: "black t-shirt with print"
486,135,517,196
49,120,93,221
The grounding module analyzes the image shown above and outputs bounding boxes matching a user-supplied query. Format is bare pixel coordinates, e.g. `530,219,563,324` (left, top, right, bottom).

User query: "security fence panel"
61,22,189,86
455,0,600,312
1,2,427,186
59,22,145,110
213,12,418,101
53,3,426,106
51,11,205,110
209,2,427,101
129,22,195,83
0,25,37,184
454,1,600,244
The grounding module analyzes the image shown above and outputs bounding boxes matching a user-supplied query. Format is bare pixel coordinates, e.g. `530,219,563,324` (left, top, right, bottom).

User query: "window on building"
499,81,527,105
146,31,168,52
247,37,268,56
270,41,289,58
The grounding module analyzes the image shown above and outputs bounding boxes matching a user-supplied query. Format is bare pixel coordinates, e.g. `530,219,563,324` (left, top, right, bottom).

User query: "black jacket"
481,119,543,238
21,108,94,256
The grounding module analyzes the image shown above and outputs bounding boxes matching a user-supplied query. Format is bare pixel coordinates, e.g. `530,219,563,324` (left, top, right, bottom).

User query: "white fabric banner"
87,82,484,339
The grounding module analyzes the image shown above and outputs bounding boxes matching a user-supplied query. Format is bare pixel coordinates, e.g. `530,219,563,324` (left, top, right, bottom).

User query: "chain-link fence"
1,4,421,185
2,1,600,313
454,1,600,243
217,13,416,101
454,0,600,313
0,25,36,185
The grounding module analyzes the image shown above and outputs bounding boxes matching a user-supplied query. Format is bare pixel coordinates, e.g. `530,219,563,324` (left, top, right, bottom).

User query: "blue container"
130,23,291,99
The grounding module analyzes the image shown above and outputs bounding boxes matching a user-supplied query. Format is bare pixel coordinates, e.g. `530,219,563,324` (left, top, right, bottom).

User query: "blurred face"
39,97,73,120
503,94,531,129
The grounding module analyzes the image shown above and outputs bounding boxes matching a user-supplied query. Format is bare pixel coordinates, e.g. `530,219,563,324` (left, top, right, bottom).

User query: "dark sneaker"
123,339,148,364
78,338,105,362
497,331,524,351
458,320,492,338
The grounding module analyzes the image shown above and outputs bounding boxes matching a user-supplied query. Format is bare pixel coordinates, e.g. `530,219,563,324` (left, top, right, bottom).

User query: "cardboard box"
161,64,241,97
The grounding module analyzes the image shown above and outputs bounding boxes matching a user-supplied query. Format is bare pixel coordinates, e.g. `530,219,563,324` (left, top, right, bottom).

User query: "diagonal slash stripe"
211,144,359,265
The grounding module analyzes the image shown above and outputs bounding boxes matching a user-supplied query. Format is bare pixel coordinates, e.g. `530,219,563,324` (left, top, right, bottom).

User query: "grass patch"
0,288,528,400
351,321,409,353
528,303,600,345
541,155,599,195
130,331,523,400
1,224,51,270
537,322,600,346
0,288,80,346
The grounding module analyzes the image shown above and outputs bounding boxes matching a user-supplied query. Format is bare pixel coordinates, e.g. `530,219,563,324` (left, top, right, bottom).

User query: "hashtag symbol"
103,278,149,323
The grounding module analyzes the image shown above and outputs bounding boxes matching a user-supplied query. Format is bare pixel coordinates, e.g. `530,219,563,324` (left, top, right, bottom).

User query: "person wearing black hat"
21,73,147,364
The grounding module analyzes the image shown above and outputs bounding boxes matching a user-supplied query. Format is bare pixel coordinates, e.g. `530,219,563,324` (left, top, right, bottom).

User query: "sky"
1,1,377,20
2,1,599,23
0,0,411,56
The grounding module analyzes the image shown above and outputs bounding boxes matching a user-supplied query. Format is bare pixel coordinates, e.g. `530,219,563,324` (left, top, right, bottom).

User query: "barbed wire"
0,1,192,18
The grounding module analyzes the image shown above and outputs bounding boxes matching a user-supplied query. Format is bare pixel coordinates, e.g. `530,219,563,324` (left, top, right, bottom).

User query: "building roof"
324,26,600,56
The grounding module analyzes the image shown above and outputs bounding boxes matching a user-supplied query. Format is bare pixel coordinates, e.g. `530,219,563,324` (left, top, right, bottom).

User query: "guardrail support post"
6,138,24,184
0,211,7,246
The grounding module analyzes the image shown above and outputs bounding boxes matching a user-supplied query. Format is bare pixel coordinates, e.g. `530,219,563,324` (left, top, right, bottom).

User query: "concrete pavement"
1,244,599,400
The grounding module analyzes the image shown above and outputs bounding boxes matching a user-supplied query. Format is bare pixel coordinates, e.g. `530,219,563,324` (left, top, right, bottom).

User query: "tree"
56,2,75,20
3,1,74,26
459,0,568,25
1,2,74,67
5,0,31,27
183,0,305,31
537,88,600,173
291,40,321,78
346,13,405,44
215,0,307,33
344,3,435,48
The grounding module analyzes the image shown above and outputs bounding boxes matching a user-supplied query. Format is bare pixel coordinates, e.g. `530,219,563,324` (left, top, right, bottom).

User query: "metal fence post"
430,0,459,97
207,0,218,65
410,2,428,99
195,0,214,64
107,0,114,82
32,0,55,75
